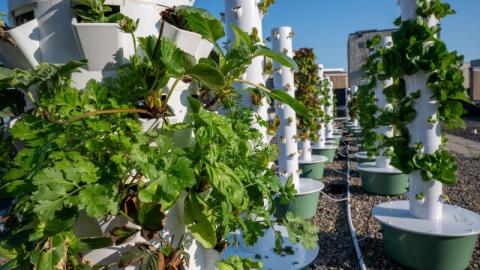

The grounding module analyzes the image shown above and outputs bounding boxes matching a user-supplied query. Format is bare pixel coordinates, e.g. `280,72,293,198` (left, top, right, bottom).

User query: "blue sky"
1,0,479,69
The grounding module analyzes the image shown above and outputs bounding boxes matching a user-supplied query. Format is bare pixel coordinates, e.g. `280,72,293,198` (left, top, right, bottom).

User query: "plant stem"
234,79,270,93
161,78,181,112
49,108,153,125
131,33,138,58
153,21,166,60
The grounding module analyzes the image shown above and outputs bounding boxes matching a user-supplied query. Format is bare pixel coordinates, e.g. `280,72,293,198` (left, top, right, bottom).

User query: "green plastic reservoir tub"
274,178,324,220
358,162,408,196
311,145,336,163
382,224,478,270
374,201,480,270
299,155,328,180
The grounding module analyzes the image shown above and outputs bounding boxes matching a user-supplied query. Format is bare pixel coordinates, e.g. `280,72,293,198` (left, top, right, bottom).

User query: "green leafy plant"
293,48,323,141
347,92,359,121
319,79,332,123
218,255,262,270
0,7,317,270
258,0,276,14
357,34,393,156
0,12,15,46
378,0,468,185
70,0,124,23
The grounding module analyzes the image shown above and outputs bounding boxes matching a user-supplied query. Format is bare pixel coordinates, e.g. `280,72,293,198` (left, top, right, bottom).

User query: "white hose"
345,139,367,270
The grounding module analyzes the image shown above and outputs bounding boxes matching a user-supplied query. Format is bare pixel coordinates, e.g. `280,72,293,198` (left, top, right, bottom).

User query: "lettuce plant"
378,0,469,184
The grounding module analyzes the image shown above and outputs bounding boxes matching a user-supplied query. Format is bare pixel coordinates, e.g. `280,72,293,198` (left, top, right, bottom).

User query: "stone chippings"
310,133,480,270
447,118,480,143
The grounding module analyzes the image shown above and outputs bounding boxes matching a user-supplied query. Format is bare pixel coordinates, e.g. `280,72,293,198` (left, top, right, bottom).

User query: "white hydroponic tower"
221,24,321,269
313,64,327,148
373,1,480,269
357,36,409,196
223,0,268,143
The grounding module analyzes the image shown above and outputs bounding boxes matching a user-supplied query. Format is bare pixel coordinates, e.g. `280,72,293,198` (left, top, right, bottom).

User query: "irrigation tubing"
343,136,367,270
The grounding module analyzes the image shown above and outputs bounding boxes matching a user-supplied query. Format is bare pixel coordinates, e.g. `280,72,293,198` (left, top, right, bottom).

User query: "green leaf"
284,212,319,250
217,261,235,270
184,195,216,249
31,236,67,270
230,24,254,50
137,203,166,232
159,37,195,76
0,246,17,259
253,46,298,70
186,63,225,89
187,96,203,113
118,243,158,268
57,60,87,77
176,6,225,43
111,226,139,245
205,162,244,207
269,89,309,117
218,256,263,270
0,67,14,82
77,236,114,251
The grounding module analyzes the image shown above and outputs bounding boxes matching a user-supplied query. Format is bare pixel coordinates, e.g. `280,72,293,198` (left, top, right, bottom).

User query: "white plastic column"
374,37,394,169
351,85,359,127
224,0,269,143
272,26,300,190
299,139,312,160
314,64,326,148
326,78,335,138
35,0,82,63
345,87,351,121
400,0,443,220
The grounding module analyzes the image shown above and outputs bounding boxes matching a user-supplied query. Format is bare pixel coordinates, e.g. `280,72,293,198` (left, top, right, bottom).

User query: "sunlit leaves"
184,195,216,248
175,6,225,43
284,212,319,250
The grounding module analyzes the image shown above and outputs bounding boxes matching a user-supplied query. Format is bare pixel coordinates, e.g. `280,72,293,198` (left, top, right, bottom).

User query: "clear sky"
1,0,479,70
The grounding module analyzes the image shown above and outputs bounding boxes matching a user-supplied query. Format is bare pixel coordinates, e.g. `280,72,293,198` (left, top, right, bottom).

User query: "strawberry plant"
0,7,316,270
70,0,124,23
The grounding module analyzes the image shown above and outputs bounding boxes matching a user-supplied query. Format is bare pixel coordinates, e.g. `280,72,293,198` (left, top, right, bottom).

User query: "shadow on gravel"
310,202,358,270
358,236,406,270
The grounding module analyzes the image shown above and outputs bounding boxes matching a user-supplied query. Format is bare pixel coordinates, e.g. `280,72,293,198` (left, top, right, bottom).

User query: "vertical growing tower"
373,1,480,269
224,0,269,143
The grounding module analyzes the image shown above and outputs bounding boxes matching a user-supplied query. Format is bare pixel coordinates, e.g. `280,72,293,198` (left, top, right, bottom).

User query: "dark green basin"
274,179,324,220
382,224,478,270
299,155,328,180
358,162,408,195
311,146,336,163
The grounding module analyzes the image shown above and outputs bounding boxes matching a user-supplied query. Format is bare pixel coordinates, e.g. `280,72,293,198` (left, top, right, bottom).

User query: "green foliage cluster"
370,0,469,185
357,34,390,156
0,7,317,270
293,48,323,141
319,79,332,123
0,12,15,46
70,0,124,23
258,0,276,14
357,80,377,156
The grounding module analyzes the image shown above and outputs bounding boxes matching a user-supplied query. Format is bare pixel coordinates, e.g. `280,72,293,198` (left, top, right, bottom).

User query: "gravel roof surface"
310,133,480,270
446,118,480,142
